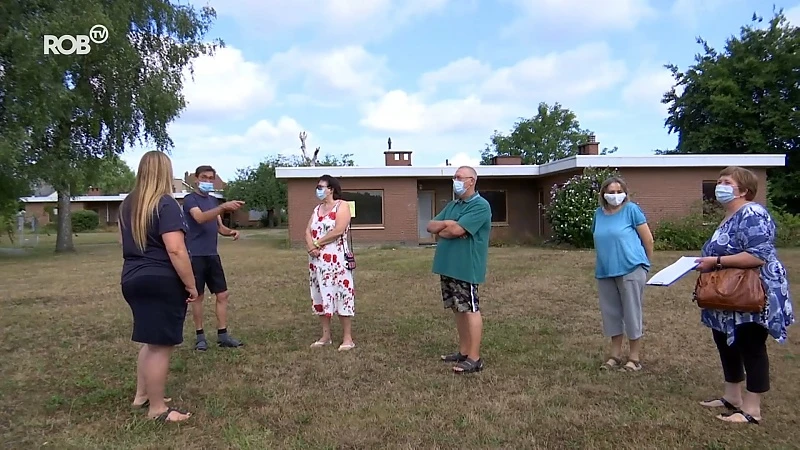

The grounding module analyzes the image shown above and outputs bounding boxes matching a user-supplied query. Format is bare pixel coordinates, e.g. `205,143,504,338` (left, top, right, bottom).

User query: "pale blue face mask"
315,188,327,200
198,181,214,192
453,180,466,196
715,184,735,204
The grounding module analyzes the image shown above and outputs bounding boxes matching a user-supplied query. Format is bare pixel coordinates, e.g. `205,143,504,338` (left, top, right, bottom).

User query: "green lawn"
1,230,798,449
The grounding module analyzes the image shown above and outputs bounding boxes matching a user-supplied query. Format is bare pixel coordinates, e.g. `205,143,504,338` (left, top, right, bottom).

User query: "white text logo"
43,25,109,55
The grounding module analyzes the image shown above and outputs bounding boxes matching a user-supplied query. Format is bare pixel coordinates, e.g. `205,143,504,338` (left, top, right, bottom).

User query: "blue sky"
121,0,800,181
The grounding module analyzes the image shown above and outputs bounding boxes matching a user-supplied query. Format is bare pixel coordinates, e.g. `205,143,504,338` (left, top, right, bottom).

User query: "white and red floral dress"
309,201,355,317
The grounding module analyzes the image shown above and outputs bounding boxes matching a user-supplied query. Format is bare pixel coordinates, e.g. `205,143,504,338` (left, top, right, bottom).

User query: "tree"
0,1,221,252
661,9,800,213
83,155,136,195
225,153,355,227
480,102,617,165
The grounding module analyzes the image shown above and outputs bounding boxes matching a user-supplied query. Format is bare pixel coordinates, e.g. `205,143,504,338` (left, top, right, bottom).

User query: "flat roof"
20,191,224,203
274,154,786,179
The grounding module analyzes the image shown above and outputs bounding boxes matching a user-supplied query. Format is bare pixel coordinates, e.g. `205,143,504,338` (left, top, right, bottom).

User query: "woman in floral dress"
305,175,355,351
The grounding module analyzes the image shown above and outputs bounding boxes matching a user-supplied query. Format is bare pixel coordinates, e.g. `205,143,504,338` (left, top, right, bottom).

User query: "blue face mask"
198,181,214,192
315,188,327,200
715,184,735,204
453,180,466,196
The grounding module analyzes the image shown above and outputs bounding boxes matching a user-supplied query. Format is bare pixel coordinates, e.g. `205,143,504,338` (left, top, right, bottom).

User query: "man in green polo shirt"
427,165,492,374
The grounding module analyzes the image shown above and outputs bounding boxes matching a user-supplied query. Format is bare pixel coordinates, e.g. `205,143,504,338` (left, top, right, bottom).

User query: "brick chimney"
578,134,599,155
491,155,523,165
87,186,103,195
384,151,412,166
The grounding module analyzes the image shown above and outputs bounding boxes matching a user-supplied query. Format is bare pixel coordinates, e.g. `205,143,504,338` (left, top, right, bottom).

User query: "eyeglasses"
316,185,329,190
452,176,474,182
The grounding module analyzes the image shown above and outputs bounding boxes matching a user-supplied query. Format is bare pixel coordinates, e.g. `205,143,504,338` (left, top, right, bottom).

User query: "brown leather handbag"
693,257,766,313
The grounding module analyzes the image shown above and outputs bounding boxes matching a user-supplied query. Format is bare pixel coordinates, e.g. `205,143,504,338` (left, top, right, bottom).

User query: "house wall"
613,167,768,224
282,166,771,246
286,177,418,245
419,177,542,244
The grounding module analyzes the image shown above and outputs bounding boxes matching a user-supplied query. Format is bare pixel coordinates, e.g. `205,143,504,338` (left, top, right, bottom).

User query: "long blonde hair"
121,151,177,251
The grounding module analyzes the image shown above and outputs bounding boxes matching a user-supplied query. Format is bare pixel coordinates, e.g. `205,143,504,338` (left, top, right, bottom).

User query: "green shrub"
654,202,800,250
653,213,716,251
771,208,800,247
71,210,99,232
543,167,621,248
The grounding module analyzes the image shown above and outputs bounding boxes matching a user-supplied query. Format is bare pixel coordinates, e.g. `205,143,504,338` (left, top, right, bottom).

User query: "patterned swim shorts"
440,275,480,313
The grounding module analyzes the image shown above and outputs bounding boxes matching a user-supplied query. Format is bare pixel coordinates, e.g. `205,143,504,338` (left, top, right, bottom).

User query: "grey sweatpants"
597,266,646,340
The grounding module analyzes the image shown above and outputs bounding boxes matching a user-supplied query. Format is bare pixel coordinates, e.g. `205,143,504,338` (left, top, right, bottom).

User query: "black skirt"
122,275,188,346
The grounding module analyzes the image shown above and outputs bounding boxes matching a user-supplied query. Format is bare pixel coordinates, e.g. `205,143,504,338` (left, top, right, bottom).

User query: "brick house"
275,140,786,246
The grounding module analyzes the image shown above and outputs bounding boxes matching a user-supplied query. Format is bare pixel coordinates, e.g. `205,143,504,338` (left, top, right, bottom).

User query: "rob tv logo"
43,25,108,55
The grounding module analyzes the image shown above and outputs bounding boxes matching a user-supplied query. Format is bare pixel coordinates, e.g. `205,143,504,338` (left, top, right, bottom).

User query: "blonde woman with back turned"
118,151,196,423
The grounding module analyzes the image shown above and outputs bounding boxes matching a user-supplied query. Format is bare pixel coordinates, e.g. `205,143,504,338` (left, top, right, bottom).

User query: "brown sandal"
600,357,622,370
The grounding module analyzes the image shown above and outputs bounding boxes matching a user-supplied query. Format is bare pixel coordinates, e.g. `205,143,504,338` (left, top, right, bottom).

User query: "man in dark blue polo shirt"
183,165,246,351
427,165,492,374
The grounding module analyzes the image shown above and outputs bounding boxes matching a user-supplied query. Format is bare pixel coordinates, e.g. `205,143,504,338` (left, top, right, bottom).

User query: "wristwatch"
715,256,723,269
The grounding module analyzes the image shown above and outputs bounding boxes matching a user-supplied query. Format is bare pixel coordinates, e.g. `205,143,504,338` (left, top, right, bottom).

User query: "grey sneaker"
195,338,208,351
218,333,243,348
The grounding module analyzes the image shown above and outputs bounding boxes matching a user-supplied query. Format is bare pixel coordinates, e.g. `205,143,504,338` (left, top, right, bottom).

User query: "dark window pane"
481,190,507,223
341,190,384,226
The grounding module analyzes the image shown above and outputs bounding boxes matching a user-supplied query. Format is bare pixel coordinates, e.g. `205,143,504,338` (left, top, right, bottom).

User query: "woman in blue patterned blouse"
694,166,794,425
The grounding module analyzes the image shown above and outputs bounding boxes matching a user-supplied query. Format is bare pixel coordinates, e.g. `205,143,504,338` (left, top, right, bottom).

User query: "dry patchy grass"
1,231,799,449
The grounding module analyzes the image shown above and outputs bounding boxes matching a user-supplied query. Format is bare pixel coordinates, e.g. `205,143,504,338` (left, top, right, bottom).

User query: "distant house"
275,139,787,246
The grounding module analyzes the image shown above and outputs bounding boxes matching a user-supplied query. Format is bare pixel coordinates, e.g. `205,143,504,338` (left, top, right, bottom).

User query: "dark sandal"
620,360,642,372
453,358,483,374
441,352,467,362
718,409,760,425
600,357,622,370
701,398,737,410
153,407,191,423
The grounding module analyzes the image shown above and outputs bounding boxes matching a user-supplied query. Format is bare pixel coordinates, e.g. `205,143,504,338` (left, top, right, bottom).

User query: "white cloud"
419,57,492,94
507,0,657,33
670,0,736,27
123,117,308,180
479,42,627,103
621,67,675,115
360,90,510,133
208,0,451,42
785,5,800,25
361,42,627,133
268,46,388,99
180,46,274,120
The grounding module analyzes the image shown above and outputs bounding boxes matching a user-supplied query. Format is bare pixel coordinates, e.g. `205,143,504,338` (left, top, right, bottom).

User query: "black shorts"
192,255,227,295
122,275,188,346
440,275,480,313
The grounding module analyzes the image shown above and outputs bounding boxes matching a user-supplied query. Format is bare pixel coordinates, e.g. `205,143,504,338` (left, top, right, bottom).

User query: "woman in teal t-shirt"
591,176,654,372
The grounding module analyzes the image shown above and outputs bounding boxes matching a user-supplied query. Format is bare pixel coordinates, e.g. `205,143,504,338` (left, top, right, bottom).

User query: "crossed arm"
426,219,467,239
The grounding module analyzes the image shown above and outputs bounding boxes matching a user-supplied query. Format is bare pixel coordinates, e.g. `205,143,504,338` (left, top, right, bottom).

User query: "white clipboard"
646,256,700,286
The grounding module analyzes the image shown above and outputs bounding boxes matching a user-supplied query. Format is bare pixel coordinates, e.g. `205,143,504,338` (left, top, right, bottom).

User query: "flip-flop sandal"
600,357,622,370
700,398,737,410
133,397,172,409
338,343,356,351
310,339,332,348
717,409,760,425
153,407,192,423
441,352,467,362
453,358,484,374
